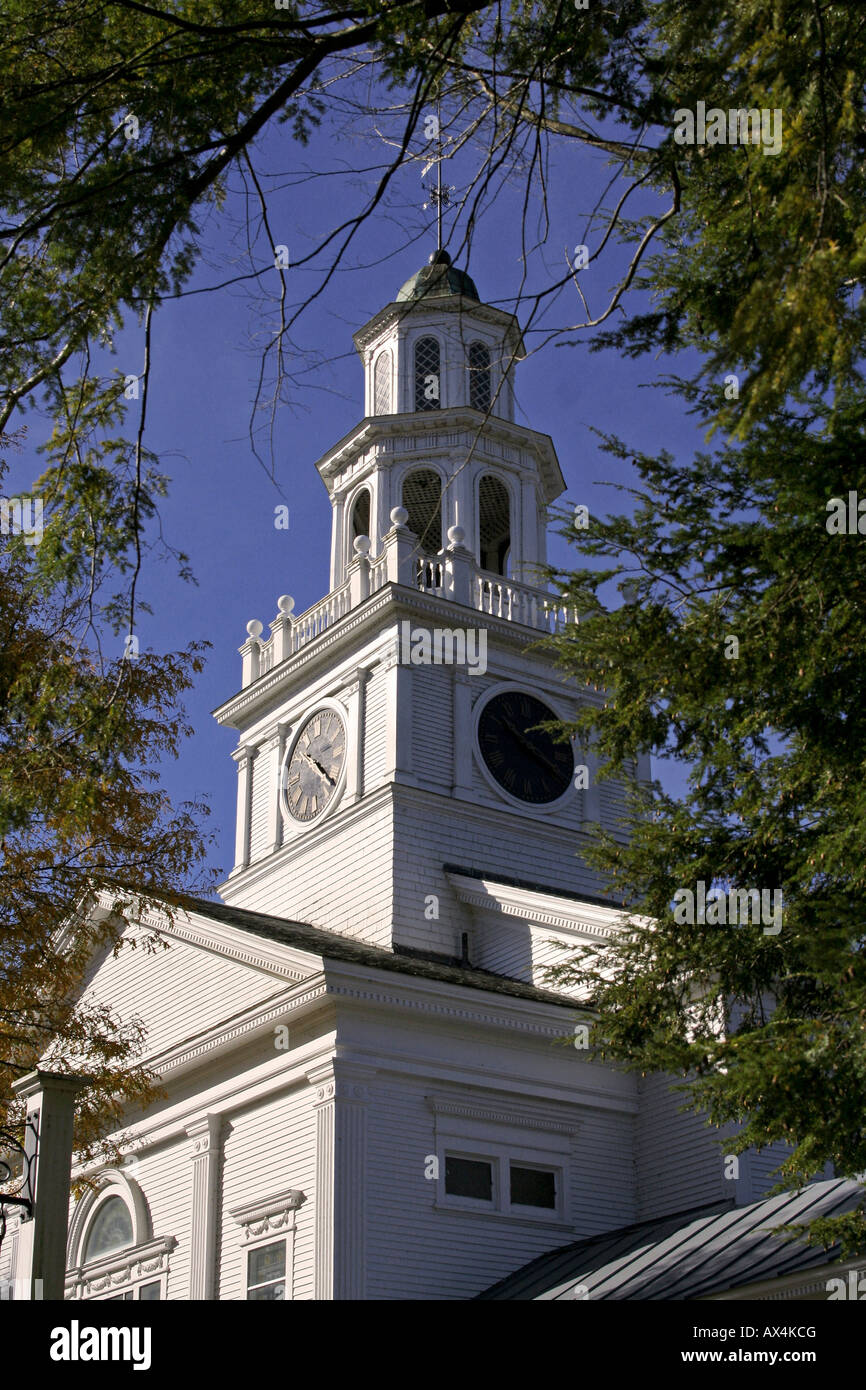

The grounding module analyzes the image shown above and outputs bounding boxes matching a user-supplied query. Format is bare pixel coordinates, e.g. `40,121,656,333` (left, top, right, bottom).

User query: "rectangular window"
510,1164,556,1209
247,1240,287,1301
444,1155,493,1202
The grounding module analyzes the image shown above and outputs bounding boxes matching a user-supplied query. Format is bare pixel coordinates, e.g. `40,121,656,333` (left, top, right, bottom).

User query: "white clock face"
282,708,347,824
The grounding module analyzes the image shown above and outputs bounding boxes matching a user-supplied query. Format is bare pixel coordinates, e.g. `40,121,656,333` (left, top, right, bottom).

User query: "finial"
390,505,409,528
277,595,295,615
246,619,263,640
353,535,371,556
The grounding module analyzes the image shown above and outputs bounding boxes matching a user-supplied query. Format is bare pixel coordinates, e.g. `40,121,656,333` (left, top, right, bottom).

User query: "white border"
473,681,576,815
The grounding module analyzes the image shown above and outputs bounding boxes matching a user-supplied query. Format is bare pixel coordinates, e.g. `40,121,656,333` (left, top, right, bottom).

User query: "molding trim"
230,1189,306,1242
446,870,631,940
65,1236,176,1301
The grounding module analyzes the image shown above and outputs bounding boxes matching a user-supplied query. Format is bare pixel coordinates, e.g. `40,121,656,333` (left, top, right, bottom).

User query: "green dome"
396,249,479,303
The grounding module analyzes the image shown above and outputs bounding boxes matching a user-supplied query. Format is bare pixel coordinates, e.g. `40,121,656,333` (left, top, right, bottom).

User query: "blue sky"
10,96,707,892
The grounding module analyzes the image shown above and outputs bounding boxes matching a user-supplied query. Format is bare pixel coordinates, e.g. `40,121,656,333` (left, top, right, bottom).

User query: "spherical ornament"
278,595,295,616
390,506,409,527
353,534,371,556
246,619,263,639
447,525,465,546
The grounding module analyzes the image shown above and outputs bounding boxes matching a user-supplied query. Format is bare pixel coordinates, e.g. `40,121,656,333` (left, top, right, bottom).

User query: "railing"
241,547,575,686
288,582,352,652
416,556,445,595
474,571,574,633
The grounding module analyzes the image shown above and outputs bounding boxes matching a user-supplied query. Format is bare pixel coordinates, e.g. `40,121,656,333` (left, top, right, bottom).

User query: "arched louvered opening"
373,350,391,414
468,340,491,413
402,468,442,554
478,473,511,576
414,336,441,412
350,488,371,543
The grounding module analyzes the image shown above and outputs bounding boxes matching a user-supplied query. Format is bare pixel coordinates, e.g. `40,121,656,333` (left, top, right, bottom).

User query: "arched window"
66,1171,174,1302
414,336,441,412
350,488,371,543
83,1196,133,1263
478,474,511,576
373,350,391,414
402,468,442,554
468,341,491,413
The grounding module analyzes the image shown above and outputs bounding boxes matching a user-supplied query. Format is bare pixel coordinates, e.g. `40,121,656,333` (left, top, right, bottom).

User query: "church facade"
3,252,860,1302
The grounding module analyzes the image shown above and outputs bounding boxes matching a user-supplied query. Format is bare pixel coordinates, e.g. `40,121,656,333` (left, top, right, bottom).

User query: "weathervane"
421,100,456,250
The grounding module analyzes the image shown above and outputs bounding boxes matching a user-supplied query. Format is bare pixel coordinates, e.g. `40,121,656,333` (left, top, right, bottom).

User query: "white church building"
2,251,862,1302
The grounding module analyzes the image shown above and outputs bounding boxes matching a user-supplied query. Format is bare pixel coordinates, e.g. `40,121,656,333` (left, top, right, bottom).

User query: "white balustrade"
243,560,575,685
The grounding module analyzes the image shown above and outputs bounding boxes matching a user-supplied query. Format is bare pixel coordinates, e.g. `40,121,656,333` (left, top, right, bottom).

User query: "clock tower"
215,250,642,982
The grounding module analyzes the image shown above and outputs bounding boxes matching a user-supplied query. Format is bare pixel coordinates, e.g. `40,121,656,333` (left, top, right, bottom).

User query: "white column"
272,722,292,854
307,1063,370,1302
309,1066,335,1300
382,647,414,784
10,1070,89,1301
333,1079,369,1301
186,1115,223,1300
258,733,281,857
519,475,537,579
231,745,255,874
340,668,369,806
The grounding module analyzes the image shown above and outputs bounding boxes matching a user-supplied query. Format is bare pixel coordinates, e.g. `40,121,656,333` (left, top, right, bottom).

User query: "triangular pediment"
66,894,327,1068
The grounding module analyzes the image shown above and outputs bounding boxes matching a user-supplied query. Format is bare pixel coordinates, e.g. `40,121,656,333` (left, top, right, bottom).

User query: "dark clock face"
282,709,346,823
477,691,573,804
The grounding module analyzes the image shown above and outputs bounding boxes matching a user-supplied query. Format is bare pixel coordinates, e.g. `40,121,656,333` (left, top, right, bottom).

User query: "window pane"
83,1196,133,1262
248,1281,286,1301
374,350,391,414
444,1156,493,1201
139,1282,161,1300
414,336,440,411
247,1241,286,1300
510,1166,556,1209
469,341,491,412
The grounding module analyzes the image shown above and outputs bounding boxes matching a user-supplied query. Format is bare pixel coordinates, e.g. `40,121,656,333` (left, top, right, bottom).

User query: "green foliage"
543,388,866,1245
0,445,215,1158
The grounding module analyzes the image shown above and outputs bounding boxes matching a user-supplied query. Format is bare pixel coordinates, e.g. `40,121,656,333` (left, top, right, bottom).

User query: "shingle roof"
179,894,576,1010
477,1178,865,1299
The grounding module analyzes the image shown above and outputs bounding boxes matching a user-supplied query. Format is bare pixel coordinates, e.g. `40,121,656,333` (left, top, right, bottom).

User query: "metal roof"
477,1178,865,1299
396,249,479,303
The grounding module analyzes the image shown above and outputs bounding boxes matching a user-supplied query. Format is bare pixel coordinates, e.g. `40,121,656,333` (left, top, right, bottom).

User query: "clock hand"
501,717,568,780
299,748,336,786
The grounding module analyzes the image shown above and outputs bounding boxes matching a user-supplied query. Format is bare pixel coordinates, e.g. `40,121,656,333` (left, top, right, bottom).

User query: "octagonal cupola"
353,249,523,422
314,251,564,595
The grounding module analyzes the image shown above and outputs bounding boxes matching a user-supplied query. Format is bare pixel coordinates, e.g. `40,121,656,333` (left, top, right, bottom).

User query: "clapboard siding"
636,1073,729,1220
391,788,612,955
218,1085,317,1300
248,748,272,863
74,925,282,1061
363,1078,635,1299
412,663,453,786
225,796,394,946
363,662,388,789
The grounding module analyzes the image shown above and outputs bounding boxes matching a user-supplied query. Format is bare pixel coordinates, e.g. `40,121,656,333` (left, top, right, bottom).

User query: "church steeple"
214,250,619,971
317,251,564,593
